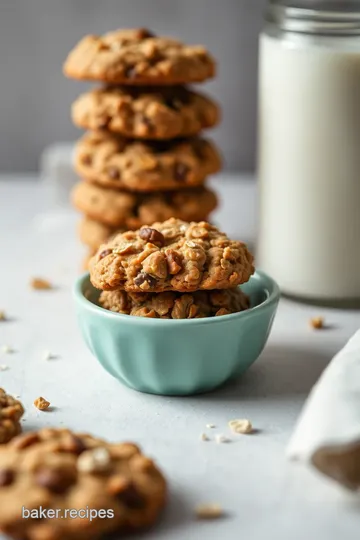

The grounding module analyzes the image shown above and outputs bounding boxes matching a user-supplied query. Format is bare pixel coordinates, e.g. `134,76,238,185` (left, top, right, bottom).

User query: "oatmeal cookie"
64,28,215,85
0,428,166,540
89,218,254,292
71,182,217,228
0,389,24,444
75,131,221,191
72,86,220,139
99,288,250,318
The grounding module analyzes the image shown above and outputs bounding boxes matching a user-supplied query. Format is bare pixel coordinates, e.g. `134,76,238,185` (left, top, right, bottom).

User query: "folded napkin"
287,329,360,490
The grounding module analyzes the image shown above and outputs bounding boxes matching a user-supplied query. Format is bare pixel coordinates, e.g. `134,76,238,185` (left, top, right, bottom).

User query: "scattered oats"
2,345,13,354
206,424,216,429
200,433,209,441
310,316,324,330
0,311,6,321
195,503,224,520
228,419,253,434
42,350,53,361
30,278,52,290
215,434,230,444
77,447,111,473
34,397,51,411
0,365,9,371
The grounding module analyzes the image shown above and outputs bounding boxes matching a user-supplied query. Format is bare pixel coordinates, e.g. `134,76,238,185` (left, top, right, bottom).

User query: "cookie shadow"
192,344,331,403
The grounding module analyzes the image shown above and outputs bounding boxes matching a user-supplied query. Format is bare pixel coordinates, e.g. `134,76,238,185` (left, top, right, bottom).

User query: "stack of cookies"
63,28,222,267
89,218,255,319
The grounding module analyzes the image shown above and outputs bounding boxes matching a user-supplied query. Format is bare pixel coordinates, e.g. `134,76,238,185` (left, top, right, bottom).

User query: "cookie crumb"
228,419,253,434
206,423,215,429
77,447,111,473
215,434,230,444
1,345,13,354
195,503,224,519
0,365,9,371
200,433,209,441
30,278,52,290
42,350,53,361
310,316,324,329
0,311,6,321
34,397,51,411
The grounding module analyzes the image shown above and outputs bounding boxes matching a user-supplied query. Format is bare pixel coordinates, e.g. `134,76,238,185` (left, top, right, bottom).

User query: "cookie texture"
64,28,215,85
99,287,250,318
72,182,217,228
0,428,166,540
89,218,254,293
75,131,221,191
78,218,121,250
0,389,24,444
72,86,219,139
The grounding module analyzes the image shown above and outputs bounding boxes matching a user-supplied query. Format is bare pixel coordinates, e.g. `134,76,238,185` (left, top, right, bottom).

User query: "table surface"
1,175,360,540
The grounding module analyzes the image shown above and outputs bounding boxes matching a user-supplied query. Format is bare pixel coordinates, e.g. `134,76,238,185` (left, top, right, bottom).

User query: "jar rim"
266,2,360,34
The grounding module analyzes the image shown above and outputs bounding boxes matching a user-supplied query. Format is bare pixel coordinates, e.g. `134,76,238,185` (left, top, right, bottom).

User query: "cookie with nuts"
89,218,255,293
0,389,24,444
99,287,250,318
63,28,216,85
72,86,219,140
0,428,166,540
71,182,217,228
74,131,221,191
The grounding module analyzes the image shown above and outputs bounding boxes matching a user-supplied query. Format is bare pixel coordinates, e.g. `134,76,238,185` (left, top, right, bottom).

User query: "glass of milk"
257,0,360,306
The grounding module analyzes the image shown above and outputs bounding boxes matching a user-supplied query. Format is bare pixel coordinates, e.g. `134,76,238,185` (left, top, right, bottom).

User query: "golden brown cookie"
0,428,166,540
0,389,24,444
78,218,122,250
75,131,221,192
64,28,215,85
99,288,250,318
72,86,220,139
89,218,254,293
71,182,217,228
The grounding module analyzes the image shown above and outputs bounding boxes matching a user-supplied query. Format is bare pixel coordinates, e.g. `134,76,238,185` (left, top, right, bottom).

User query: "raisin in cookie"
78,218,122,250
89,218,254,293
99,288,250,318
75,131,221,192
64,28,215,85
72,86,219,139
0,428,166,540
71,182,217,228
0,389,24,444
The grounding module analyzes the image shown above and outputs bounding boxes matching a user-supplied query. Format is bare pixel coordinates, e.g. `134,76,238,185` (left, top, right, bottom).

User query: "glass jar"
257,1,360,306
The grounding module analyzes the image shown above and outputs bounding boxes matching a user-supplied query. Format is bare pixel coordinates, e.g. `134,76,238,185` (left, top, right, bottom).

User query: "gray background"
0,0,266,172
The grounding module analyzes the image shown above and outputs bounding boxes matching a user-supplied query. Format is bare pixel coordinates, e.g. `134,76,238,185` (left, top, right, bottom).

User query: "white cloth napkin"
287,329,360,490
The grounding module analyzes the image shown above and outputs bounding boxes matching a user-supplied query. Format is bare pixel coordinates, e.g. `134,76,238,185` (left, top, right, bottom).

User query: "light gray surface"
1,176,360,539
0,0,266,172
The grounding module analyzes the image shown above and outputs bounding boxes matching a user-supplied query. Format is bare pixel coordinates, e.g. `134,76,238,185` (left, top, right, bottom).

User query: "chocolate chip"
139,29,156,39
124,65,137,79
99,249,113,260
174,162,190,182
134,272,157,288
139,227,165,247
59,435,86,455
0,469,14,487
117,482,145,509
81,154,92,166
35,468,75,494
108,167,120,180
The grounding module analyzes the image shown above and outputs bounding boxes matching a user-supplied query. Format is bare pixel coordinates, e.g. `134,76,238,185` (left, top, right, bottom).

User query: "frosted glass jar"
257,1,360,305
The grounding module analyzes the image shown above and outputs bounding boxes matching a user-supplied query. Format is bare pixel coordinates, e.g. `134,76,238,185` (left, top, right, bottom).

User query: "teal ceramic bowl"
73,271,280,396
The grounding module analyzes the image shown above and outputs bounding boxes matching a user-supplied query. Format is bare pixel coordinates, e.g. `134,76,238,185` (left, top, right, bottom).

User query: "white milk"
257,31,360,302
